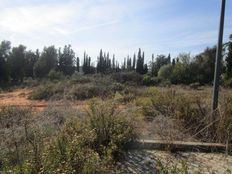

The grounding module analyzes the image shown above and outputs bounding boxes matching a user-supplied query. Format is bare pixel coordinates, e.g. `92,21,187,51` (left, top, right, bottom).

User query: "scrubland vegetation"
1,74,232,173
0,35,232,173
0,100,139,173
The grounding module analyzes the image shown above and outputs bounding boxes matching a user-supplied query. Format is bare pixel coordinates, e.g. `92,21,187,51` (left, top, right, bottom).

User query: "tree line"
0,34,231,86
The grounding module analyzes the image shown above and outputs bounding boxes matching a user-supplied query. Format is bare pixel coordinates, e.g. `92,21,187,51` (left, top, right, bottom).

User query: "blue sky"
0,0,231,63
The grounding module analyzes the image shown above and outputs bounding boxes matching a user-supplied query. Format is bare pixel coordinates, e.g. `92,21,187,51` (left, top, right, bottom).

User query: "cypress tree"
132,53,136,70
143,64,148,74
172,59,176,66
76,57,80,72
136,48,145,74
112,54,115,70
167,53,171,64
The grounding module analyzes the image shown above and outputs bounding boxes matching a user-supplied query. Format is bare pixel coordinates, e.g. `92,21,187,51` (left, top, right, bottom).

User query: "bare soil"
0,88,85,111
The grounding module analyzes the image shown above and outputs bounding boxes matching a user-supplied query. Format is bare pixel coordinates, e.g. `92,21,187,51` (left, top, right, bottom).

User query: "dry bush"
138,87,232,145
0,100,138,173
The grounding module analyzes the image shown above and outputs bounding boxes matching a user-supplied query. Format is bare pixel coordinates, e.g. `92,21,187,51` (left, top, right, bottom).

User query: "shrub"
159,79,172,87
158,64,173,80
189,82,201,89
142,75,161,86
22,77,39,87
30,82,66,100
110,83,125,93
0,107,33,172
86,99,137,158
222,77,232,88
48,69,64,81
0,100,137,173
40,100,137,173
70,73,92,84
134,97,154,120
41,122,104,174
171,63,190,84
143,88,228,142
112,72,143,85
67,84,111,100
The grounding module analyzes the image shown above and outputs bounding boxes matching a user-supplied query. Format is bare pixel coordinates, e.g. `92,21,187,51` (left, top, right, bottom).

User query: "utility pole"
212,0,226,111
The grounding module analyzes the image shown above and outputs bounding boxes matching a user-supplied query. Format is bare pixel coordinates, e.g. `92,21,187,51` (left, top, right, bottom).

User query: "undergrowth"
0,100,137,173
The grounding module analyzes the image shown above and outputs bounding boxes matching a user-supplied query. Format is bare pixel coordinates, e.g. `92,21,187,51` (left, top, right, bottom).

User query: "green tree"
112,54,115,70
97,49,111,73
58,45,75,75
171,53,192,84
126,56,132,71
76,56,80,72
225,34,232,78
193,47,216,84
9,45,26,82
0,40,11,83
24,50,39,78
151,54,156,76
132,53,136,70
158,64,173,80
172,59,176,66
34,46,58,78
143,64,148,74
82,52,94,74
136,48,145,74
151,54,171,76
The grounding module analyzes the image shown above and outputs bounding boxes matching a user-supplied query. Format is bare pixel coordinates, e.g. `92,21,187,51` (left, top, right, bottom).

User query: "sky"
0,0,231,63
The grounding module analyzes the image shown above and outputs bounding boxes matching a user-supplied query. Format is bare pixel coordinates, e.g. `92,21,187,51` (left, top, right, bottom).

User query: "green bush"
41,123,105,174
29,82,66,100
158,64,173,80
86,99,137,157
0,100,137,173
67,84,111,100
48,69,64,81
142,75,161,86
70,73,92,84
0,107,33,172
189,82,201,89
222,78,232,88
112,72,143,85
22,77,39,87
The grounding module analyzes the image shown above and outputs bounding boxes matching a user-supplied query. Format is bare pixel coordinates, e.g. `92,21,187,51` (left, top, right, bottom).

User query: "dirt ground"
0,88,85,111
0,88,44,106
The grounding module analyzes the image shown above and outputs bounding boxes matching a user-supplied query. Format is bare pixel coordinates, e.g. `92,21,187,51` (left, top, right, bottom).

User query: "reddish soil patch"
0,88,86,111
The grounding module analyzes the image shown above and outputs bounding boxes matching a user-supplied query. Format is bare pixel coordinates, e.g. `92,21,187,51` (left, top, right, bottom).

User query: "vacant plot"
0,83,232,173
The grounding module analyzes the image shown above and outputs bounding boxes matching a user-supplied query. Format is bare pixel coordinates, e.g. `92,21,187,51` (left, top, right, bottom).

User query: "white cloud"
0,0,231,62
